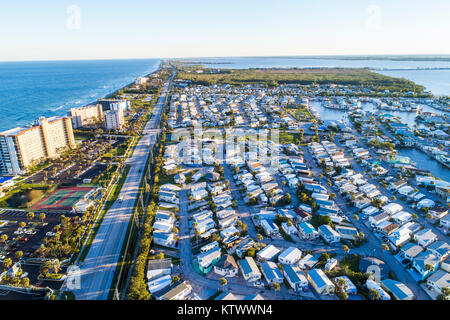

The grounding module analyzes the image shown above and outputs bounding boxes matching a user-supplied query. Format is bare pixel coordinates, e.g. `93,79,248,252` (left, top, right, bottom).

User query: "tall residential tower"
0,116,76,175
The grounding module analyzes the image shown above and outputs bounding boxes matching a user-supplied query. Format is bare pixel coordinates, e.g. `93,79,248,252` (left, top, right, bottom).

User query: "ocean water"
182,56,450,96
0,59,161,131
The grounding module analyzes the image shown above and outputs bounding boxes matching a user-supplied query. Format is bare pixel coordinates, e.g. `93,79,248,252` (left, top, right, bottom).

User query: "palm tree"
381,243,389,259
437,287,450,300
21,277,30,287
256,233,263,242
335,278,348,299
3,258,12,269
219,277,227,291
353,214,359,221
51,259,61,274
369,289,380,300
272,282,281,298
15,251,23,260
39,212,46,223
171,275,180,283
19,221,26,229
27,212,34,221
1,234,8,244
425,264,435,273
342,245,350,256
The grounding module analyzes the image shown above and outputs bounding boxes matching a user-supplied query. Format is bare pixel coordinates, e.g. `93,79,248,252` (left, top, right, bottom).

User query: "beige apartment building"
0,117,76,175
104,109,125,131
70,104,104,128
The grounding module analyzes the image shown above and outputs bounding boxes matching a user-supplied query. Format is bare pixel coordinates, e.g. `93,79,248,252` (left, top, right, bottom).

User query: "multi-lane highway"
63,73,174,300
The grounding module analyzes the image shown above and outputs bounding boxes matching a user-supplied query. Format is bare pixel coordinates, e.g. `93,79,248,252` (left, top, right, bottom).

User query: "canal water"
309,101,450,182
398,148,450,182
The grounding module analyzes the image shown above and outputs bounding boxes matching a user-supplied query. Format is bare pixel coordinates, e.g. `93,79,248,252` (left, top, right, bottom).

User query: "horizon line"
1,53,450,63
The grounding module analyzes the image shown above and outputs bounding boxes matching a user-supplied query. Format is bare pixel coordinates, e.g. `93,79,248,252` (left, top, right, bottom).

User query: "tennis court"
39,190,73,206
33,187,93,211
60,190,90,207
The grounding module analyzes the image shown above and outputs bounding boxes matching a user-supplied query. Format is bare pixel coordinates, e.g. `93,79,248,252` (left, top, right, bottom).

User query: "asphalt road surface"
61,74,174,300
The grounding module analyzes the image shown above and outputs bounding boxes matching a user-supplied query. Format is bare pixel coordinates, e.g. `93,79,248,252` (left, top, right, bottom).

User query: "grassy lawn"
277,131,300,144
157,173,175,187
286,106,313,121
340,254,361,273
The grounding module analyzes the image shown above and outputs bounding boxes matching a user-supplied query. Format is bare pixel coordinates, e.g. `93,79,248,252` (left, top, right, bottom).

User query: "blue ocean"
1,56,449,133
0,59,161,131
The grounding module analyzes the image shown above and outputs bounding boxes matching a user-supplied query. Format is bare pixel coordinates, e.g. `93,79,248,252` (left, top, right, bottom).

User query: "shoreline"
0,60,163,132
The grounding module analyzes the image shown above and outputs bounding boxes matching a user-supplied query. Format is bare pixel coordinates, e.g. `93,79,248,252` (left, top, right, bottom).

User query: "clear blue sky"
1,0,449,61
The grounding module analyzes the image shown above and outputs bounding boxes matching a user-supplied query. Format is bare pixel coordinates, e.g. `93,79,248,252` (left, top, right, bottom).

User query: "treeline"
177,67,426,93
126,202,156,300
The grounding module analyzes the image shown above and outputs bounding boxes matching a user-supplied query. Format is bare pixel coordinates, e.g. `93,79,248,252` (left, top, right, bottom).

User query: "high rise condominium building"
98,99,130,112
0,117,76,175
104,109,125,131
69,104,104,129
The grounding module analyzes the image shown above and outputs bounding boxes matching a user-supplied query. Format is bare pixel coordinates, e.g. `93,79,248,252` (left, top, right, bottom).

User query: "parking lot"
0,209,75,266
25,136,126,186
